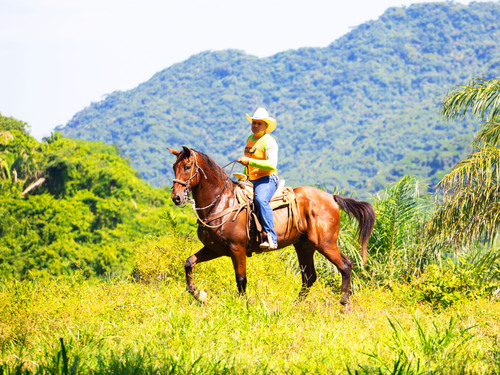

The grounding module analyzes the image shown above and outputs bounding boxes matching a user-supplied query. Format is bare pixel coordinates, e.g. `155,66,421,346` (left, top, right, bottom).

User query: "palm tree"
371,175,429,276
430,78,500,246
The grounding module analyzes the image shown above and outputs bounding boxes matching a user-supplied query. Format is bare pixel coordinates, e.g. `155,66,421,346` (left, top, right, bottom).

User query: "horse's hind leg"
185,247,222,302
317,243,353,305
294,241,317,299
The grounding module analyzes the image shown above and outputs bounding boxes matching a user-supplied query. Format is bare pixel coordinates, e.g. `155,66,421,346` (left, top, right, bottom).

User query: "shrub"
131,233,197,283
410,253,499,308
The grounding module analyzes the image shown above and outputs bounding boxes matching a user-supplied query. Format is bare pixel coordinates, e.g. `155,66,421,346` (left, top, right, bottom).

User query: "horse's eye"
185,164,192,171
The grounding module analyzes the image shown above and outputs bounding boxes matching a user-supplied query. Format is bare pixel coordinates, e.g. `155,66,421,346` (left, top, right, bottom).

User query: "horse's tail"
333,195,375,264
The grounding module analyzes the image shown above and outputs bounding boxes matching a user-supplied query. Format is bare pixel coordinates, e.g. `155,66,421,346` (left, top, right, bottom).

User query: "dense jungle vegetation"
59,2,500,197
0,115,193,280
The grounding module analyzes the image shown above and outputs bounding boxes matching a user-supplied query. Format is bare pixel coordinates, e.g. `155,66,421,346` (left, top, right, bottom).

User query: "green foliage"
431,77,500,247
350,316,475,374
368,176,430,280
131,230,197,283
430,145,500,245
0,115,195,280
57,2,500,198
441,78,500,125
410,247,500,309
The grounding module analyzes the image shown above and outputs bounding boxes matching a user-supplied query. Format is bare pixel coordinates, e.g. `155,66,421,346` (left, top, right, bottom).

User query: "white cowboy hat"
246,107,277,133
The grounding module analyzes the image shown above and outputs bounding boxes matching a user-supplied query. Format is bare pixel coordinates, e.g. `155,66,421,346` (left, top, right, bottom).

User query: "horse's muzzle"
171,193,184,206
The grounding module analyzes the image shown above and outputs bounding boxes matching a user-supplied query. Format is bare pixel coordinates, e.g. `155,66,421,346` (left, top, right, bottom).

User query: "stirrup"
260,237,277,250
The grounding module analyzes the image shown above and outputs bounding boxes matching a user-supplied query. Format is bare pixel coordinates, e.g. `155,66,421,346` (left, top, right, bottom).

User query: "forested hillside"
58,2,500,197
0,114,194,279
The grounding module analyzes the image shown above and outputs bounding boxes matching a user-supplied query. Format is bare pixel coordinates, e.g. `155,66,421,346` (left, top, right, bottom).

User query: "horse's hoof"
340,294,349,305
191,289,208,303
196,290,208,303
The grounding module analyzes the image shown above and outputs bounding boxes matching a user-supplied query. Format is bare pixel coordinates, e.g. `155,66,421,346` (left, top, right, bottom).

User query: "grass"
0,236,499,374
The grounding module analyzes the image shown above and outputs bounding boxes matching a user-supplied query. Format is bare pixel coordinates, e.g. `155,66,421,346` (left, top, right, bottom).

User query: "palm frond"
430,146,500,245
441,78,500,122
432,78,500,247
369,176,429,278
473,119,500,147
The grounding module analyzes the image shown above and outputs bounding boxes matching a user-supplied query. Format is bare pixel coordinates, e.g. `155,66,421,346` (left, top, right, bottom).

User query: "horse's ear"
167,147,180,156
182,146,192,156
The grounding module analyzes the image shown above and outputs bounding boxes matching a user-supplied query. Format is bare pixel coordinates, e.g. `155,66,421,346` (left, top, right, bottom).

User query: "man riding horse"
237,107,279,250
168,108,375,305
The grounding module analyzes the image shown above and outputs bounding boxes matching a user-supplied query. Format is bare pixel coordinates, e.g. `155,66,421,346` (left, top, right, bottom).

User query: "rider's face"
251,120,268,135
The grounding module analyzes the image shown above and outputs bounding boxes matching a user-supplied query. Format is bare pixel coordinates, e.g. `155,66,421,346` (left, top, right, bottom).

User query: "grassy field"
1,234,499,374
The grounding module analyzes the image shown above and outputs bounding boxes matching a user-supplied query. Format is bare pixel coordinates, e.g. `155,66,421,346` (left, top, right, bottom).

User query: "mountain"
58,2,500,197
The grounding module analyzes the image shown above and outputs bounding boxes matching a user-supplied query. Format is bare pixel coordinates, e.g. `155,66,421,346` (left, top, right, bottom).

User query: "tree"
430,78,500,246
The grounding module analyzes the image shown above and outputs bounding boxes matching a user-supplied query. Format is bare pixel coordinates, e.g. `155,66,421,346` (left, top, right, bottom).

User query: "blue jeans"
251,175,279,244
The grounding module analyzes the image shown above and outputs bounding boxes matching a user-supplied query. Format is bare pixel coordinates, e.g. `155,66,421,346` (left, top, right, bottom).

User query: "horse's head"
168,146,204,205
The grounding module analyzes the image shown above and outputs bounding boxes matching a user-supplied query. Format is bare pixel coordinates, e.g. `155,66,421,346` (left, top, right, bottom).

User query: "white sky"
0,0,490,139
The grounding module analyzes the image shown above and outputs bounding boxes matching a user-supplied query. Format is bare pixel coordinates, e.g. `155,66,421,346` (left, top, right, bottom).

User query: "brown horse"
168,147,375,304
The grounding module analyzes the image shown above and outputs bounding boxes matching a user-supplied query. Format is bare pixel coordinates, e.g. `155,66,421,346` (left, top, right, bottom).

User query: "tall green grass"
1,238,499,374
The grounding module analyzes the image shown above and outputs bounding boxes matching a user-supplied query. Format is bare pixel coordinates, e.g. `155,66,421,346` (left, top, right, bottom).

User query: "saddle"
234,178,303,255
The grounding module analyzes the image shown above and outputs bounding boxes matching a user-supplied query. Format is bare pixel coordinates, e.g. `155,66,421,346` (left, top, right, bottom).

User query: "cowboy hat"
246,107,277,133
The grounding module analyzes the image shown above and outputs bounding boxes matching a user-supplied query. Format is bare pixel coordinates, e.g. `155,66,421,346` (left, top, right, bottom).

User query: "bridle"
172,150,238,224
172,149,208,205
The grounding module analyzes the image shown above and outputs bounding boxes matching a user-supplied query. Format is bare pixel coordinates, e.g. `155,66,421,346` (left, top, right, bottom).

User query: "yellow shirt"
244,134,278,181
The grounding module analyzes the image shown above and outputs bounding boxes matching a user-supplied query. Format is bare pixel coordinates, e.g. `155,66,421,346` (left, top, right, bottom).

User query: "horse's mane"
184,148,234,188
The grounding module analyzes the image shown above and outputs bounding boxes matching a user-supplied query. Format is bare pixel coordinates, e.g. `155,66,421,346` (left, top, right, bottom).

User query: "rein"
173,150,240,229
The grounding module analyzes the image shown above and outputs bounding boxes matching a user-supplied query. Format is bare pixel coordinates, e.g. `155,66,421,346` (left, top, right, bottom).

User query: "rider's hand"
237,157,250,166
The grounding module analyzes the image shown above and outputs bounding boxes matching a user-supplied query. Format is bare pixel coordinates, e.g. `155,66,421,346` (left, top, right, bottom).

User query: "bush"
131,233,198,283
410,253,499,308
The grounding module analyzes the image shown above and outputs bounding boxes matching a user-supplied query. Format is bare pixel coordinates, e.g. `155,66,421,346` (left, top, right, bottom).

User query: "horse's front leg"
230,248,247,295
185,246,222,302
